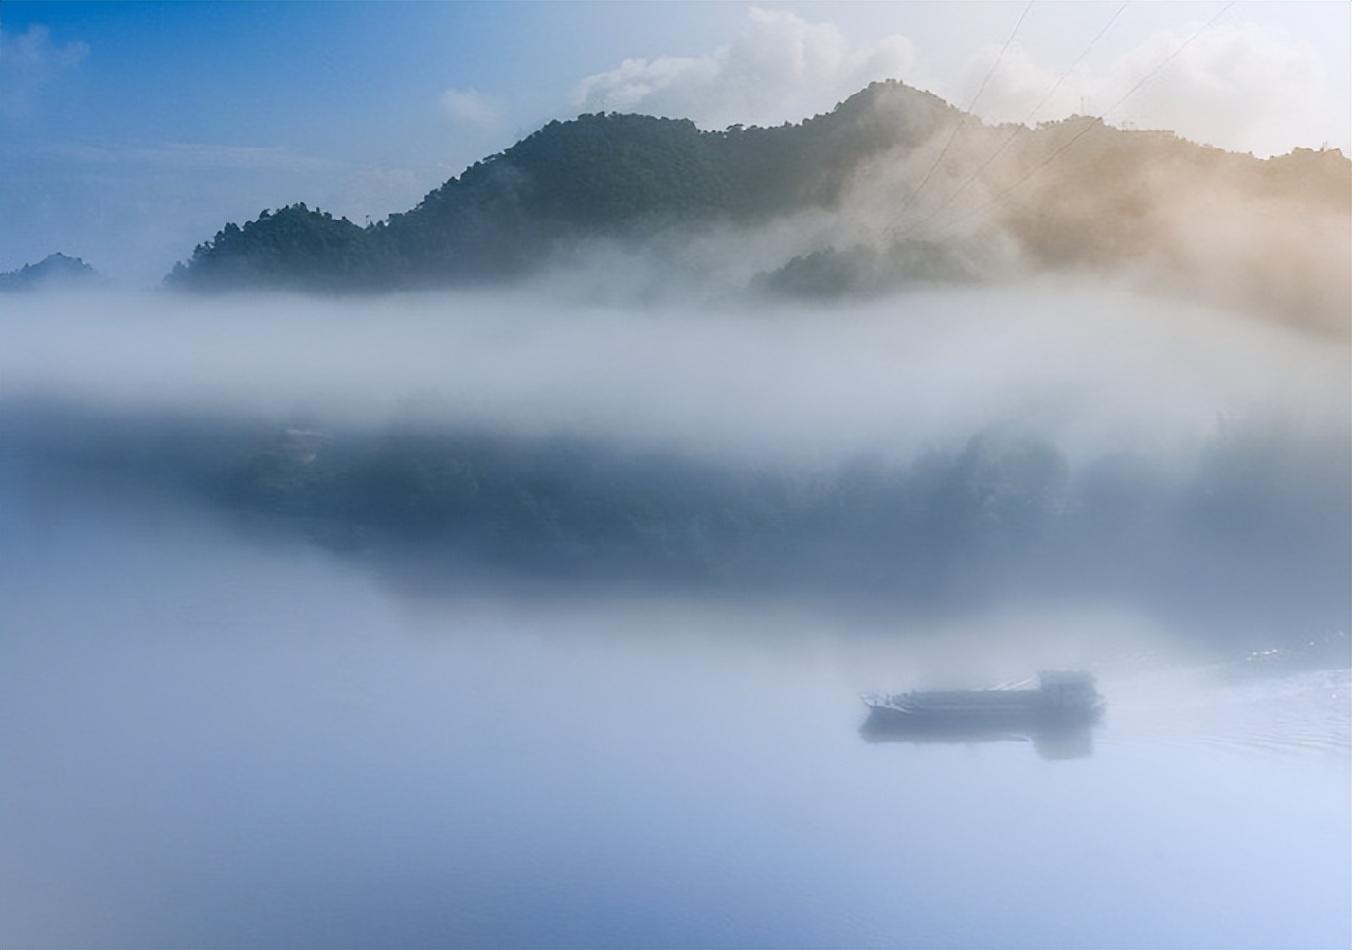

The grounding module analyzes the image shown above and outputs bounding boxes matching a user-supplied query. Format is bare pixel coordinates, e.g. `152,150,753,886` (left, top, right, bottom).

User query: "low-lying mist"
2,279,1348,950
2,283,1346,643
3,283,1345,467
2,482,1345,949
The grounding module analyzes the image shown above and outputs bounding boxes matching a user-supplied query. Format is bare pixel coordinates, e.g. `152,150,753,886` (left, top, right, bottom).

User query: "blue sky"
2,1,1347,283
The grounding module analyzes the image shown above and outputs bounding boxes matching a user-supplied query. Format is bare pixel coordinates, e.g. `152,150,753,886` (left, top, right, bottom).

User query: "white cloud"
439,88,501,126
1103,22,1333,156
955,42,1088,128
966,22,1339,157
572,7,916,129
571,7,1340,156
0,24,89,118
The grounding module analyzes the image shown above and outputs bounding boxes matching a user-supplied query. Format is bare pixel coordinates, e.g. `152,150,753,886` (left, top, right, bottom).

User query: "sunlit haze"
1,3,1348,949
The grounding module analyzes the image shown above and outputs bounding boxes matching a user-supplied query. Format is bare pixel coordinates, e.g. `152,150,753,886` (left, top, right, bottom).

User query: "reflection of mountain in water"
860,716,1098,761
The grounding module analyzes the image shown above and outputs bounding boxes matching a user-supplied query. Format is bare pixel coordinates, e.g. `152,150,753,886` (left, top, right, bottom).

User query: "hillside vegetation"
167,80,1350,332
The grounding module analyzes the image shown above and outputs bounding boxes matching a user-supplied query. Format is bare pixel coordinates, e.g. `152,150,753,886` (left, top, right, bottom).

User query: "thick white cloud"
0,24,89,118
3,286,1344,471
572,7,916,129
964,22,1339,157
573,8,1340,156
955,42,1088,129
1103,22,1334,156
439,88,501,126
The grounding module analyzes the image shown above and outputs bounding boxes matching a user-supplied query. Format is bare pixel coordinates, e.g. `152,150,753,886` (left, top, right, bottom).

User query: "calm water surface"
2,493,1348,949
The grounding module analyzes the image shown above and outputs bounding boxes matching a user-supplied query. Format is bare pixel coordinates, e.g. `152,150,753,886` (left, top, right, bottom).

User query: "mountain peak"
0,253,106,292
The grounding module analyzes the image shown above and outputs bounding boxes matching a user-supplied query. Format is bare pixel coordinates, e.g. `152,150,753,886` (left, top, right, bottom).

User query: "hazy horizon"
1,4,1348,948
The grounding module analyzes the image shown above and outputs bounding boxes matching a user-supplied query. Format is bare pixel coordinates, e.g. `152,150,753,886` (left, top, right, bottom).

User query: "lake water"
1,486,1348,949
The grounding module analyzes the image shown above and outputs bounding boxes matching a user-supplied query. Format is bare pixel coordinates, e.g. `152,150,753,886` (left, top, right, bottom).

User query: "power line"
889,0,1035,226
926,0,1236,241
891,1,1129,241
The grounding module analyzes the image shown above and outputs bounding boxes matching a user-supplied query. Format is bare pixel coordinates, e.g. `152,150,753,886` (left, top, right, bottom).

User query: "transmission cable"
928,0,1236,240
892,1,1129,241
890,0,1035,226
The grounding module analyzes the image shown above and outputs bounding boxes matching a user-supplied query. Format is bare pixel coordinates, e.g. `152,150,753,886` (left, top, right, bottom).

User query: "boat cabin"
1037,670,1099,708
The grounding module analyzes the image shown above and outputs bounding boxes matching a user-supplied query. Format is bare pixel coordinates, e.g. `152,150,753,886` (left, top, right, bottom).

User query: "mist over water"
4,0,1350,942
3,284,1345,468
0,471,1347,949
3,285,1347,627
1,284,1348,948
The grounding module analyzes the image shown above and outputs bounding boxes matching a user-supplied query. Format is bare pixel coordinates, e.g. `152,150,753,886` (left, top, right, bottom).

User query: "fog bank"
2,284,1345,471
2,284,1346,637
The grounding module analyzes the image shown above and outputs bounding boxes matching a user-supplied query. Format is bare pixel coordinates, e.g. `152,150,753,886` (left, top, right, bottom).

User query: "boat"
861,670,1104,729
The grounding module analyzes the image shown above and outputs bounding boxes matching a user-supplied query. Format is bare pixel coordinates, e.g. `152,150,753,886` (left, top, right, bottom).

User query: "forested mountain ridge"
168,82,958,288
1,253,107,292
166,80,1350,332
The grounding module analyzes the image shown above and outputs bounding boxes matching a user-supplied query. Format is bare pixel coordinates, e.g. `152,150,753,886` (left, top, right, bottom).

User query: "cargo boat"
862,670,1104,729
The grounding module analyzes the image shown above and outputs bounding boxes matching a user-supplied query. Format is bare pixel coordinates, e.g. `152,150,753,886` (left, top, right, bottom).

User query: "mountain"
0,253,107,292
167,82,959,290
165,80,1350,332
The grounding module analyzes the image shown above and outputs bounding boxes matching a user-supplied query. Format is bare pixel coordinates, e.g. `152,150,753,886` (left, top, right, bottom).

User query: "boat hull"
862,689,1104,733
859,673,1104,759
